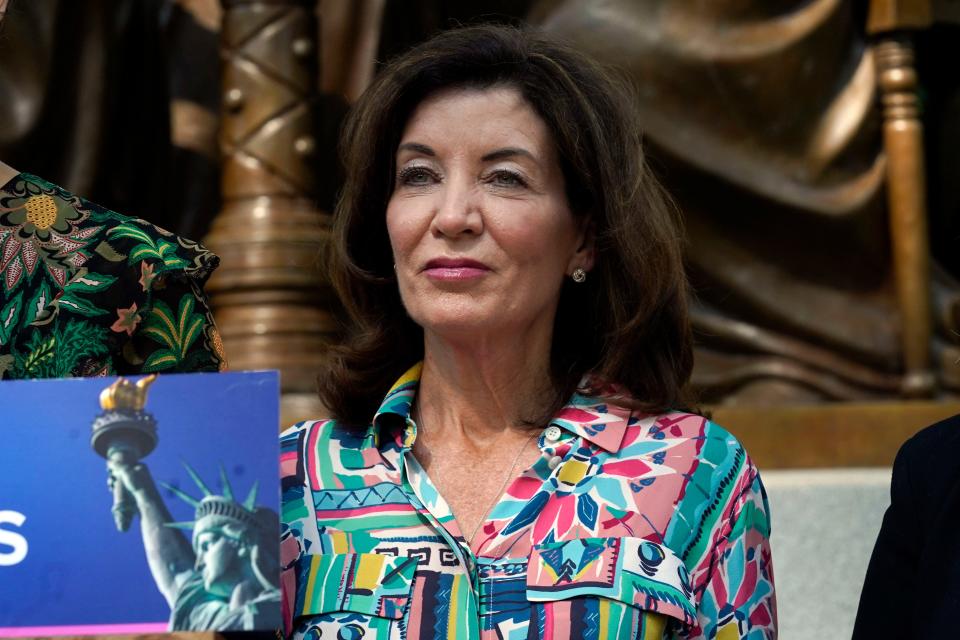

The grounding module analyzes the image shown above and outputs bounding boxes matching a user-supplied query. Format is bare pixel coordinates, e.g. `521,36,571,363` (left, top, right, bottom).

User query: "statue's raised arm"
107,457,195,606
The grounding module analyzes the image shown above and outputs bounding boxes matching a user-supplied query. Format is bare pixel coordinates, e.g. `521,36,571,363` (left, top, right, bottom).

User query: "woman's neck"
0,161,18,187
416,328,556,446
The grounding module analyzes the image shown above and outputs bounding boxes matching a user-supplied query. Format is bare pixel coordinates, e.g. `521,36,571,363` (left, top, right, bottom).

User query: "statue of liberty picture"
0,370,281,636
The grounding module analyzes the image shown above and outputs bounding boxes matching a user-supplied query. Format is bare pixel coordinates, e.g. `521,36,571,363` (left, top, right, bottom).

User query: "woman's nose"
431,179,483,238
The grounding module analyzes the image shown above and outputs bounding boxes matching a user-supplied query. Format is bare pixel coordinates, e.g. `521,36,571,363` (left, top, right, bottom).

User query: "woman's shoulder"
279,418,383,520
618,407,754,467
281,417,359,440
280,418,370,458
589,404,770,585
613,407,765,515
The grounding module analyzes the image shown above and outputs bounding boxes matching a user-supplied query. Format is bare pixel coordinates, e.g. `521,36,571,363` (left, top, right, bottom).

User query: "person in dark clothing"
853,414,960,638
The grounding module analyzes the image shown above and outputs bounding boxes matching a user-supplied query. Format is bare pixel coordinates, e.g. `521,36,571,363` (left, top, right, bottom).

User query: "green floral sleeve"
0,173,226,379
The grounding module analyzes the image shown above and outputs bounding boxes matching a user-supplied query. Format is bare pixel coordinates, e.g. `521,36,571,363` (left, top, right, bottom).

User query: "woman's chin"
415,309,510,342
420,316,495,338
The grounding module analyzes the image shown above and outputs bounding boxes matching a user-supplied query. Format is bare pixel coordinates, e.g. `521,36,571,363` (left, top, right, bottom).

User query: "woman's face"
387,86,592,344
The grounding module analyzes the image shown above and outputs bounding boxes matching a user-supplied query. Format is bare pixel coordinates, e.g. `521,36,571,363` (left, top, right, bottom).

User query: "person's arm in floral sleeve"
125,273,225,374
684,459,777,639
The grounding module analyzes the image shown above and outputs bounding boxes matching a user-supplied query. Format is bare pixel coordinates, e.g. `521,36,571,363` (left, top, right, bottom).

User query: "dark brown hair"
318,24,692,427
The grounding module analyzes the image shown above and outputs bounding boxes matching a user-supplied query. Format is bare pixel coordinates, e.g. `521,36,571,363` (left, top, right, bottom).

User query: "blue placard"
0,370,281,636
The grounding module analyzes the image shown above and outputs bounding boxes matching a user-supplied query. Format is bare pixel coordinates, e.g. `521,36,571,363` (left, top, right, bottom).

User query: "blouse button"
548,455,563,469
544,426,562,442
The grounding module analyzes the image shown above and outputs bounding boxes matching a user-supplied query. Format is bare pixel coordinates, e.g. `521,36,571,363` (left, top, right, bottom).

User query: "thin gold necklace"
412,406,538,544
467,433,536,544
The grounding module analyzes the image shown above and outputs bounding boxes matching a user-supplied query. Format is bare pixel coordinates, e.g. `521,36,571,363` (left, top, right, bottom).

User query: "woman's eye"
489,170,526,188
397,166,436,186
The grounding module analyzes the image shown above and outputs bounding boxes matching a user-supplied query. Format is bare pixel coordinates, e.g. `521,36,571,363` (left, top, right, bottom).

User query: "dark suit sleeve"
851,437,921,639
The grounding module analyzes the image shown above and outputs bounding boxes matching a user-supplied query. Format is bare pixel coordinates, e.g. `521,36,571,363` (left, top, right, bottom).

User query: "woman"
280,25,775,639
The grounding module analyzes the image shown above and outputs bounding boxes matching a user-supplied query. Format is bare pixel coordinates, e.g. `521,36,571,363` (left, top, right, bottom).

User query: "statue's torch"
90,374,159,532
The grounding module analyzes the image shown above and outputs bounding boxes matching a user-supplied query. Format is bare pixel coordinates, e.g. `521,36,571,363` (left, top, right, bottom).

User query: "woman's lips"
422,258,490,281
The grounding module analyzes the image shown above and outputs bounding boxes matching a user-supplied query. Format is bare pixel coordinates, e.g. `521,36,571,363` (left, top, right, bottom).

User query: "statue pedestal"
712,400,960,468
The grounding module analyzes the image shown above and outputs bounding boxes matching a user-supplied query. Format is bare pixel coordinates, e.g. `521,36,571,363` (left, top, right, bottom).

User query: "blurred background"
1,1,959,636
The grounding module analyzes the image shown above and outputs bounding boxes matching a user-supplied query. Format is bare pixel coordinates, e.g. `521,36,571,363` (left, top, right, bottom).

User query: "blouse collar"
369,362,629,453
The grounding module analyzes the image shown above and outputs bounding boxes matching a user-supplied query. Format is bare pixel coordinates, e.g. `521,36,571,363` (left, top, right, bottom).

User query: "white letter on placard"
0,510,28,566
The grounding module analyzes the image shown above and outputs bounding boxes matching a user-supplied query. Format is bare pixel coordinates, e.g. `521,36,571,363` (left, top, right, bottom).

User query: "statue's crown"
163,462,261,536
194,495,258,528
100,374,157,412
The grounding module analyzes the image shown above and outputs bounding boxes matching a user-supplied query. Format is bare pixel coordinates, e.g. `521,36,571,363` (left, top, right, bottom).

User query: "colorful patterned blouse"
0,173,225,379
280,364,776,639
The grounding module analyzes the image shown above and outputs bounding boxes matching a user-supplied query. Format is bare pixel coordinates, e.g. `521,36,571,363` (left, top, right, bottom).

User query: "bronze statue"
530,0,960,403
